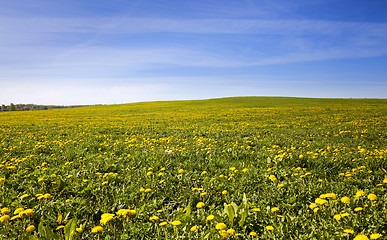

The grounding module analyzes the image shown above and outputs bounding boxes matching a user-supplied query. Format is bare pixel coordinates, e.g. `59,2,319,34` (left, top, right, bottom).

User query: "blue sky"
1,0,386,105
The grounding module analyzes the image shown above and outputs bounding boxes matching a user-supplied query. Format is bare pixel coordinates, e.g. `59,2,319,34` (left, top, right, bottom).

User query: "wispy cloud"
2,16,387,35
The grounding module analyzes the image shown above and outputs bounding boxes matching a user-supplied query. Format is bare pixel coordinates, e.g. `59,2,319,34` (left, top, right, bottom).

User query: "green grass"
0,97,386,240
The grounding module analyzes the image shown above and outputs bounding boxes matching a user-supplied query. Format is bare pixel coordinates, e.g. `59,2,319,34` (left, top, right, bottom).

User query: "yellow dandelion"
206,215,215,221
309,203,318,209
19,209,34,217
251,208,261,212
149,216,159,222
354,190,365,198
370,233,383,239
269,175,277,182
0,215,10,222
354,234,369,240
191,225,199,231
367,194,377,201
250,231,257,236
271,207,279,212
354,207,363,212
215,223,227,230
222,190,228,195
91,226,103,233
341,196,350,204
20,194,29,199
196,202,205,208
265,225,274,230
100,213,115,225
26,225,35,232
343,229,354,234
159,221,167,226
315,198,327,205
171,220,181,226
1,207,10,214
219,230,230,238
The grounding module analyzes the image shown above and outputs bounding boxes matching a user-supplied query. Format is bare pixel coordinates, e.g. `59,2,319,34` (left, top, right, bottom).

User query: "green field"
0,97,386,239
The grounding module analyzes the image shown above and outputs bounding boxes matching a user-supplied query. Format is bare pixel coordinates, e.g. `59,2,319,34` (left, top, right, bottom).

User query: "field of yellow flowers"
0,97,386,240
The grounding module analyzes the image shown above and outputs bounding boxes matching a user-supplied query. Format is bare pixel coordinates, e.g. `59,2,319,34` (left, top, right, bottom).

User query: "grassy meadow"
0,97,386,240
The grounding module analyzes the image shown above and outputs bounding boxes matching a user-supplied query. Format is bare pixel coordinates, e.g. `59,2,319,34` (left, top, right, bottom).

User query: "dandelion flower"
178,169,184,174
159,221,167,226
20,194,29,199
265,225,274,230
196,202,205,208
315,198,327,205
215,223,227,230
76,228,83,233
149,216,159,222
26,225,35,232
91,226,103,233
250,231,257,236
251,208,261,212
1,207,10,214
13,208,24,214
206,215,215,221
227,229,236,235
271,207,279,212
19,209,34,217
344,229,354,234
354,234,369,240
370,233,383,239
269,175,277,182
367,194,377,201
219,230,230,238
100,213,115,225
171,220,181,226
354,207,363,212
309,203,318,209
0,215,10,222
325,193,337,199
191,225,199,231
354,190,365,198
222,190,228,195
43,193,52,199
341,196,350,204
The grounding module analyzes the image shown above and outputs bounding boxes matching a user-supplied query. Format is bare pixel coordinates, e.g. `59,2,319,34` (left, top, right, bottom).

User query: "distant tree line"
0,103,89,112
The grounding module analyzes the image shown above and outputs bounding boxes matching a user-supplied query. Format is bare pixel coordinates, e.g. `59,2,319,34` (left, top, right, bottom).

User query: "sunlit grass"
0,97,386,239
